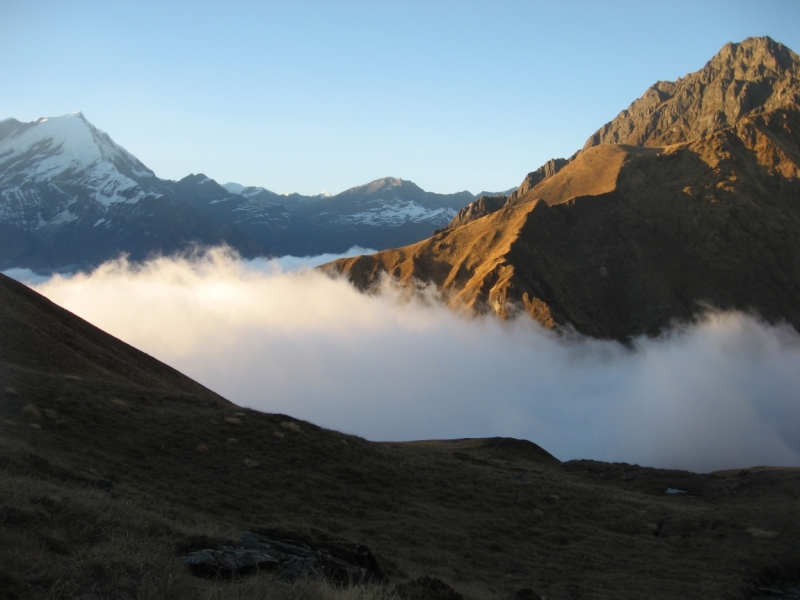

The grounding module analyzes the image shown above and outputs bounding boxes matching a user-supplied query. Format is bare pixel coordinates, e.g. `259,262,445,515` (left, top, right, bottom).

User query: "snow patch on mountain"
48,208,79,226
223,182,279,198
338,199,457,227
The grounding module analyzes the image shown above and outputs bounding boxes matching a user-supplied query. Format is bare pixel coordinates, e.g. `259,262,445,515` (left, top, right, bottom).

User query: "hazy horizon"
7,248,800,474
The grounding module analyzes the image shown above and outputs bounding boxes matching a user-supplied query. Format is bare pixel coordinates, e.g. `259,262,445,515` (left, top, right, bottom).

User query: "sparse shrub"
281,421,302,433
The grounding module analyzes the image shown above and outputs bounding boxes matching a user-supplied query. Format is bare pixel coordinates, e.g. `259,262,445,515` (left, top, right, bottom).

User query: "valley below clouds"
8,247,800,473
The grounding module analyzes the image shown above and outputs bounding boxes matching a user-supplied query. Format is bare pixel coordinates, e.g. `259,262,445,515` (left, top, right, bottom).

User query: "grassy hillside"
2,273,800,599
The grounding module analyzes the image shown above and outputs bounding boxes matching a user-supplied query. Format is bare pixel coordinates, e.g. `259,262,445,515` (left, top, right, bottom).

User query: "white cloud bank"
10,247,800,473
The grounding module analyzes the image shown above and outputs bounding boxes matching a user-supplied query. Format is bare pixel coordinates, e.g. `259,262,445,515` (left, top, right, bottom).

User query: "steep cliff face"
325,38,800,340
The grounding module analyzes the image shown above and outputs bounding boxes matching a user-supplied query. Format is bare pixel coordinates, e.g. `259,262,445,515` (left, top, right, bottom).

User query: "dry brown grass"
0,471,398,600
512,144,649,207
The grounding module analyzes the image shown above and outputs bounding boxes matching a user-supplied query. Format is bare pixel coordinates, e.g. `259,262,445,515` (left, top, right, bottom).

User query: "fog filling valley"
8,247,800,473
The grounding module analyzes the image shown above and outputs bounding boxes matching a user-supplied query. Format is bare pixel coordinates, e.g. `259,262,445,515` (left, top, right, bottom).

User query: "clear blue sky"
2,0,799,195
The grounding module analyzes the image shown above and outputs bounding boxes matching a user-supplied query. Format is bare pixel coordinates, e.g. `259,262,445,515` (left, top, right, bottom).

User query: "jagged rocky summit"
326,37,800,340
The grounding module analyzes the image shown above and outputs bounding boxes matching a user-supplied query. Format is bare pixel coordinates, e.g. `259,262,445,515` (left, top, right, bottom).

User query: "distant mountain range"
0,114,512,270
328,36,800,340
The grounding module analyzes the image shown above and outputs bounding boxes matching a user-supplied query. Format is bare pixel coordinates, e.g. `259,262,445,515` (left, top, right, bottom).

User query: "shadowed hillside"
2,274,800,599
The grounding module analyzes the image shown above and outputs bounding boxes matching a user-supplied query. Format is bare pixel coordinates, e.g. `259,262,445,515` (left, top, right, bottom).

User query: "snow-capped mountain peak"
0,112,154,183
0,112,159,230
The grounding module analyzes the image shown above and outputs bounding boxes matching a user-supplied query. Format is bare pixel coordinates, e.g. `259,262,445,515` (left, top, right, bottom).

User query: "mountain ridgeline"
327,37,800,340
0,114,508,270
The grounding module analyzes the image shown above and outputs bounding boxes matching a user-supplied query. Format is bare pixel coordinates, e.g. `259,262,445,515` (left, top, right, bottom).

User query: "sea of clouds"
7,246,800,473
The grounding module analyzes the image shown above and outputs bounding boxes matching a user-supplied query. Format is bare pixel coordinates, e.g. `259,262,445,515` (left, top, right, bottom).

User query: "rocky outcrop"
440,158,570,232
506,158,570,204
178,528,384,583
438,195,508,232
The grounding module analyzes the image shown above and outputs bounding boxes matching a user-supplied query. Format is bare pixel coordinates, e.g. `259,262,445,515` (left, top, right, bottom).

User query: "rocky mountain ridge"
326,37,800,340
443,36,800,231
